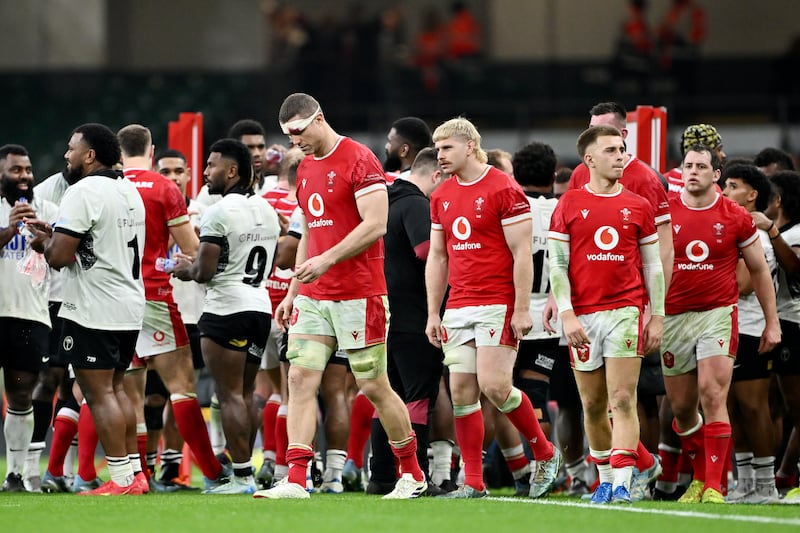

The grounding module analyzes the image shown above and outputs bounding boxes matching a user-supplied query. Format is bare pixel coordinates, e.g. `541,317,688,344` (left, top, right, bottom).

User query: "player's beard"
64,164,84,185
0,173,34,204
383,151,402,173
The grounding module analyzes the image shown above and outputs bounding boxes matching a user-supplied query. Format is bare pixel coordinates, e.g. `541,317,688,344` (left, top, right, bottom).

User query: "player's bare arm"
41,229,81,270
735,258,753,296
1,201,36,247
503,217,534,339
741,238,782,353
275,210,304,270
424,228,448,347
275,229,309,331
172,241,220,284
169,220,200,258
755,210,800,276
294,188,387,284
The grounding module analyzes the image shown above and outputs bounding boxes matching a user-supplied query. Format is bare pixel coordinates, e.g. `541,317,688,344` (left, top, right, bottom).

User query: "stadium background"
0,0,798,186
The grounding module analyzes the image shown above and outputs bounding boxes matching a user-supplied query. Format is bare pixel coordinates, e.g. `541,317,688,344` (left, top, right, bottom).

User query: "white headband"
280,105,321,135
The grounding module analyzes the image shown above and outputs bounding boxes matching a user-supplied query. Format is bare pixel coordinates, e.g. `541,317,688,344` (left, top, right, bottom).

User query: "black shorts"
46,302,68,369
0,317,49,375
774,319,800,376
198,311,270,365
58,319,138,371
387,330,444,403
548,344,582,408
515,338,559,378
732,333,775,382
638,352,665,396
186,323,204,370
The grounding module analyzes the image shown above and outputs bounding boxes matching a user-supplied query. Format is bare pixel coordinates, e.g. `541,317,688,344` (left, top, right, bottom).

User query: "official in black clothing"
369,148,447,493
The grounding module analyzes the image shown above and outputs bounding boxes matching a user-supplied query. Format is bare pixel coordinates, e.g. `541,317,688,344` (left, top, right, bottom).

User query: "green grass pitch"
1,475,799,533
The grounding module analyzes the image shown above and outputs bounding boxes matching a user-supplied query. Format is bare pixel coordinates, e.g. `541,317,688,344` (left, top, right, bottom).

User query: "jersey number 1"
127,236,141,280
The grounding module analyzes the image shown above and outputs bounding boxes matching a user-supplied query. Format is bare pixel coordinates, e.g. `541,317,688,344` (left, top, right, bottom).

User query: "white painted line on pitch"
487,497,800,527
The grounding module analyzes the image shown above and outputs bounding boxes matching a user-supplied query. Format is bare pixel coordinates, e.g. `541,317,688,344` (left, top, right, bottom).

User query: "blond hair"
432,118,487,164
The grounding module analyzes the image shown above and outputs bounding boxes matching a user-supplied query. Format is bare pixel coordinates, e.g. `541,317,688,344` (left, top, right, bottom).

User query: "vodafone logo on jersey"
685,240,709,262
451,217,481,251
307,193,333,228
677,240,714,271
585,226,624,262
452,217,471,239
593,226,619,250
308,193,325,217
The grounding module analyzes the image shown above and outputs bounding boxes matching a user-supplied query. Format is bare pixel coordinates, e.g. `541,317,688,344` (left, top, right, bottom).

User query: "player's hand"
425,314,443,348
23,217,51,253
759,321,781,354
511,309,533,340
294,255,333,284
543,294,559,335
642,315,663,355
561,311,590,348
750,211,774,232
274,296,295,333
9,200,36,229
170,253,196,281
277,212,289,236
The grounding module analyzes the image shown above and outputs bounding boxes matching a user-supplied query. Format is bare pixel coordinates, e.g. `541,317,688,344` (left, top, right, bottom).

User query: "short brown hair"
117,124,152,158
279,93,321,124
577,125,623,159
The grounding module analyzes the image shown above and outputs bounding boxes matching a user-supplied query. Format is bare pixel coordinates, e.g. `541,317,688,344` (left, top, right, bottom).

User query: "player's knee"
497,387,522,414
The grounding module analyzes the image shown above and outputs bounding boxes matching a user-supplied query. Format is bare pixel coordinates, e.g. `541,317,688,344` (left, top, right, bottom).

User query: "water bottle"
155,257,177,273
16,197,27,232
16,197,33,238
266,148,283,165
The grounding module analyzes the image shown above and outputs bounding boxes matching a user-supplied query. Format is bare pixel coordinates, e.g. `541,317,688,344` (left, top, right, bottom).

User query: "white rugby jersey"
34,172,69,303
169,198,206,325
524,193,560,340
199,192,280,316
55,172,146,330
738,230,777,337
777,224,800,323
0,196,59,325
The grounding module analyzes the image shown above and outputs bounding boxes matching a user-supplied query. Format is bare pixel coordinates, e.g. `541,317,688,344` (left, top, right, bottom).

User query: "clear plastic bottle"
16,197,27,232
155,257,177,273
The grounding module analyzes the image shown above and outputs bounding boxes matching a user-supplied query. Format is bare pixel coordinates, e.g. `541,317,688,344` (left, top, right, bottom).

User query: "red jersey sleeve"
630,163,671,226
352,152,387,198
496,185,532,224
547,193,570,239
